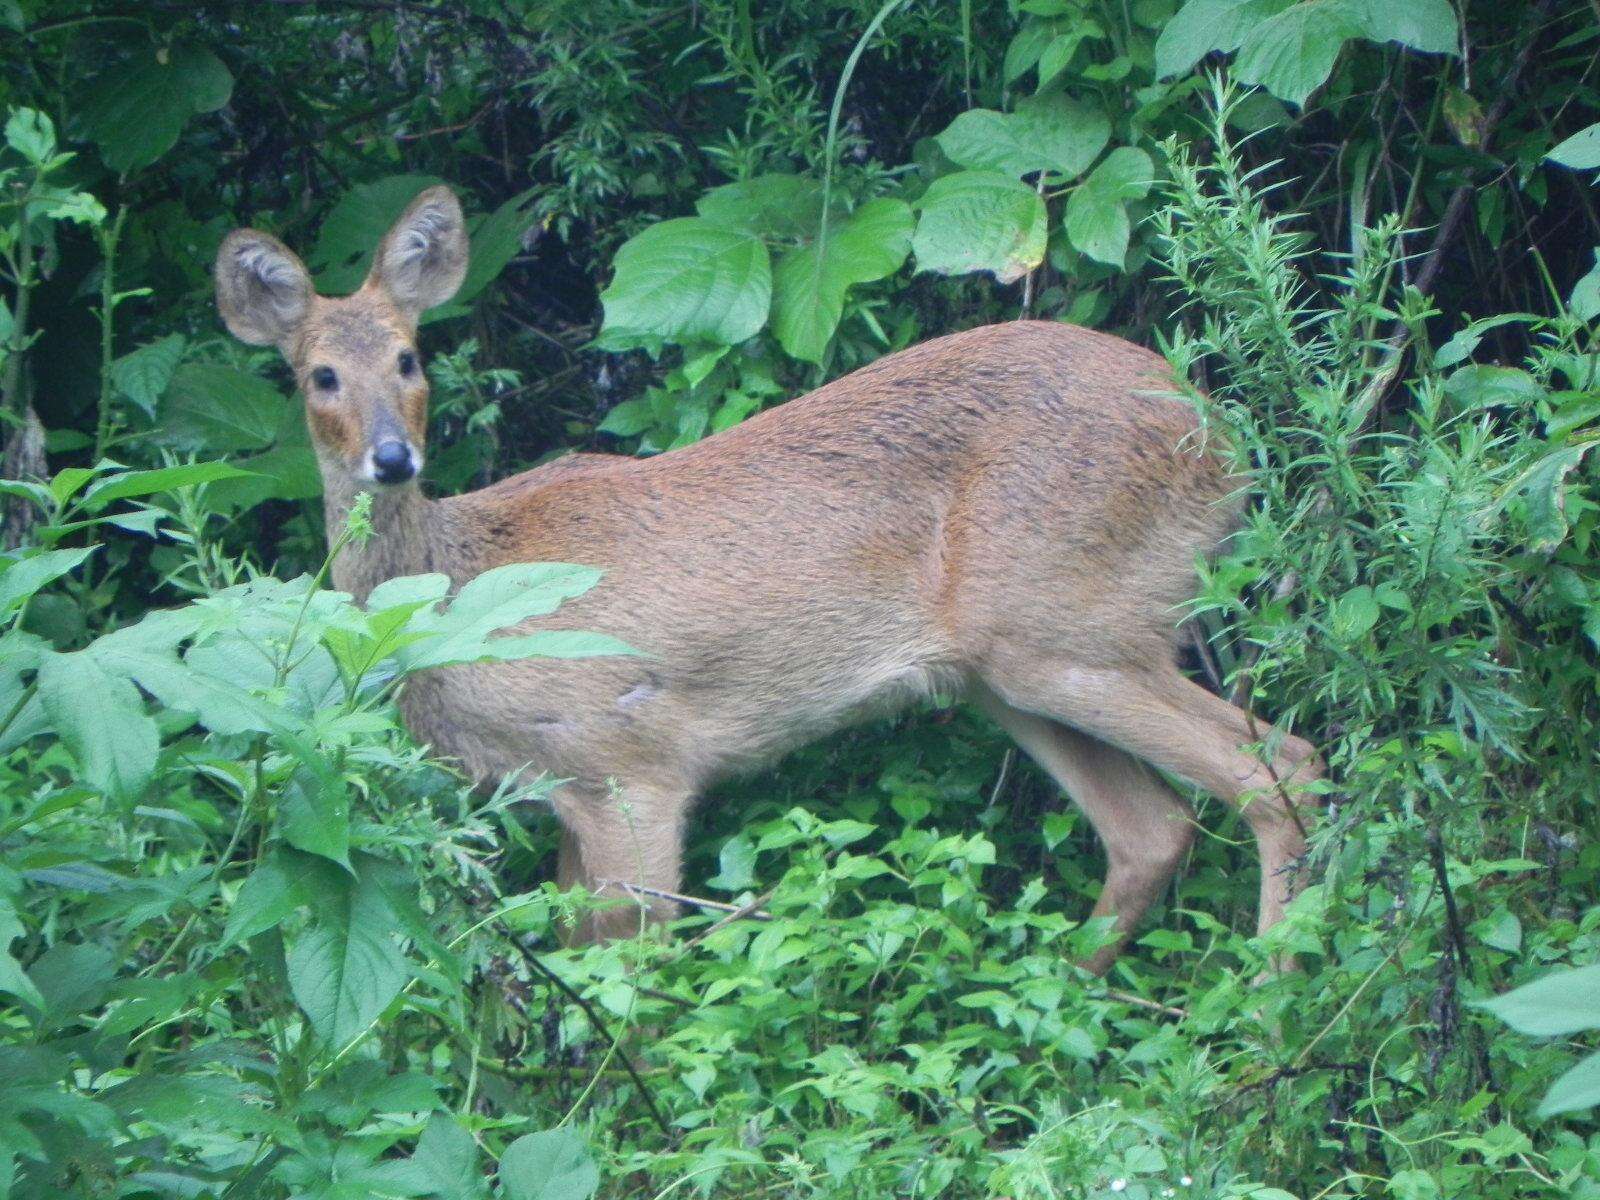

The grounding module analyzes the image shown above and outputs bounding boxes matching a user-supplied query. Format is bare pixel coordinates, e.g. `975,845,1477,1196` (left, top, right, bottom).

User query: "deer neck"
322,475,441,604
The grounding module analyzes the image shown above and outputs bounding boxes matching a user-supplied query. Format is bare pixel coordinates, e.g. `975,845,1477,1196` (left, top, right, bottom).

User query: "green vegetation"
1,1,1598,1197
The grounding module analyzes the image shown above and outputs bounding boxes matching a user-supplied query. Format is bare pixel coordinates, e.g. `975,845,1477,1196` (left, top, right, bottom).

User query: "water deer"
215,185,1322,972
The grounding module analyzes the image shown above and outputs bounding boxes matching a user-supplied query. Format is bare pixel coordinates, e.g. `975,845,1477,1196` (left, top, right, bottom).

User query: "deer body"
219,187,1322,970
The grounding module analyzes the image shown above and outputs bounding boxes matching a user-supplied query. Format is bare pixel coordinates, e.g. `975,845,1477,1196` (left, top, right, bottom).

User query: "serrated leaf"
1064,147,1154,268
287,868,409,1049
1233,0,1365,107
0,547,95,618
599,218,772,348
157,364,289,453
37,649,158,802
934,95,1109,179
498,1129,598,1200
79,44,233,172
771,198,913,363
401,563,605,670
1477,964,1600,1037
223,849,342,947
913,171,1048,284
411,1114,487,1200
109,334,186,416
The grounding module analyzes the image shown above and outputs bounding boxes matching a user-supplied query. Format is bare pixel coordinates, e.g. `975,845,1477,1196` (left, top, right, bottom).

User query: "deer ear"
215,230,312,348
367,185,468,322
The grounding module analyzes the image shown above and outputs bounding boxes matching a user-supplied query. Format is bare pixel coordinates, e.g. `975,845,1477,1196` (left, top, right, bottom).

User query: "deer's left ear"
367,185,468,323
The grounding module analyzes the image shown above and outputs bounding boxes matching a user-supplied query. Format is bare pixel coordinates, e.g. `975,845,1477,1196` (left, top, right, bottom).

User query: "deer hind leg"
981,660,1323,947
550,780,691,943
974,685,1195,975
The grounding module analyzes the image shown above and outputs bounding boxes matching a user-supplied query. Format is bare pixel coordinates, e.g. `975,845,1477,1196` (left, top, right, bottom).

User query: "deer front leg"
551,780,691,943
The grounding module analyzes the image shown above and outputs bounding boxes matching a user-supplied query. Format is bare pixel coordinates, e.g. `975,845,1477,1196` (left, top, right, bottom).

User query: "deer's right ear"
214,230,312,347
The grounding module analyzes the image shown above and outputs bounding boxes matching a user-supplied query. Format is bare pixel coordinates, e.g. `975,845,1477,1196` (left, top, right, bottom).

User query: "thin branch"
598,878,773,920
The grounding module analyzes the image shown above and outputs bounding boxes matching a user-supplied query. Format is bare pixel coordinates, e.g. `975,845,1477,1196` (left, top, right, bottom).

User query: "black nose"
371,439,415,484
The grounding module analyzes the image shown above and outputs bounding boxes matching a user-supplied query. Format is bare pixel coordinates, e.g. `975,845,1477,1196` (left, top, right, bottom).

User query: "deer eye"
311,366,339,391
397,349,417,377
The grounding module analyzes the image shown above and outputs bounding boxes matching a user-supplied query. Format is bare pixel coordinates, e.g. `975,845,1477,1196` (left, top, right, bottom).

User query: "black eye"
311,366,338,391
398,350,417,377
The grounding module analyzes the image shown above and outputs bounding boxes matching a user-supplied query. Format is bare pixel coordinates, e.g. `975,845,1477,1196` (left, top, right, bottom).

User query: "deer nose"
371,439,416,484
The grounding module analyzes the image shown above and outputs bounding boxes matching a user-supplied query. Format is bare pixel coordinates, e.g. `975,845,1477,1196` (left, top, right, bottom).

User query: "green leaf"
1234,0,1366,107
157,363,290,452
84,462,253,509
457,188,538,306
27,941,117,1027
287,866,410,1049
410,1114,487,1200
1351,0,1458,54
1478,964,1600,1037
1570,249,1600,320
0,882,44,1010
934,94,1110,179
402,563,604,670
598,218,772,348
498,1129,599,1200
0,547,95,618
912,171,1048,284
1154,0,1291,79
109,334,186,416
79,44,233,172
1511,443,1595,553
1549,122,1600,171
37,649,158,802
1064,147,1154,268
696,175,826,238
1443,364,1544,409
1539,1050,1600,1117
281,769,352,868
4,108,55,164
771,199,913,363
1329,584,1380,641
223,849,343,947
310,174,446,293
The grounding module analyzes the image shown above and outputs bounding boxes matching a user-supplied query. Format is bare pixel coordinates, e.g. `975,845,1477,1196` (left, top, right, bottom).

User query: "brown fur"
216,187,1323,969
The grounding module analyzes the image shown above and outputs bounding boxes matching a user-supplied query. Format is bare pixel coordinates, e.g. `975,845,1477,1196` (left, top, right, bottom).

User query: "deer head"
214,185,469,490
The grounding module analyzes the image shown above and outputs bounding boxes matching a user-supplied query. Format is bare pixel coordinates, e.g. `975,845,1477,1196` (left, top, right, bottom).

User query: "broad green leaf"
771,198,913,363
912,171,1048,284
1037,25,1107,89
1154,0,1292,79
934,95,1110,179
0,547,95,617
207,443,323,511
456,188,539,306
460,629,639,664
1549,122,1600,171
1539,1050,1600,1117
1234,0,1366,107
1352,0,1458,54
411,1114,487,1200
84,462,253,509
1570,249,1600,320
157,363,289,452
498,1129,599,1200
4,108,55,164
1003,20,1056,84
280,769,352,868
1329,584,1380,641
223,849,343,947
598,218,772,348
109,334,186,416
287,867,409,1049
696,175,826,238
1510,443,1596,553
79,44,233,172
37,649,158,802
310,174,446,293
1444,364,1544,410
1478,964,1600,1037
402,562,605,670
26,941,117,1028
0,883,43,1010
1064,147,1154,268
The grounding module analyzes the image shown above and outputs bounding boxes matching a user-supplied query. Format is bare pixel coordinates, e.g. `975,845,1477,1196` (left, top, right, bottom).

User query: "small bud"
346,490,374,546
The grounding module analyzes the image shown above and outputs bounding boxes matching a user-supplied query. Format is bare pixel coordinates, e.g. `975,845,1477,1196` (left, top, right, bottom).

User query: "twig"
673,885,781,955
1093,988,1189,1019
598,878,772,920
985,748,1016,812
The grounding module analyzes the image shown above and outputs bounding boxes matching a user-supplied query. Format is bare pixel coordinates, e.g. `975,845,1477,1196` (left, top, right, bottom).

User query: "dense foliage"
2,1,1599,1198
